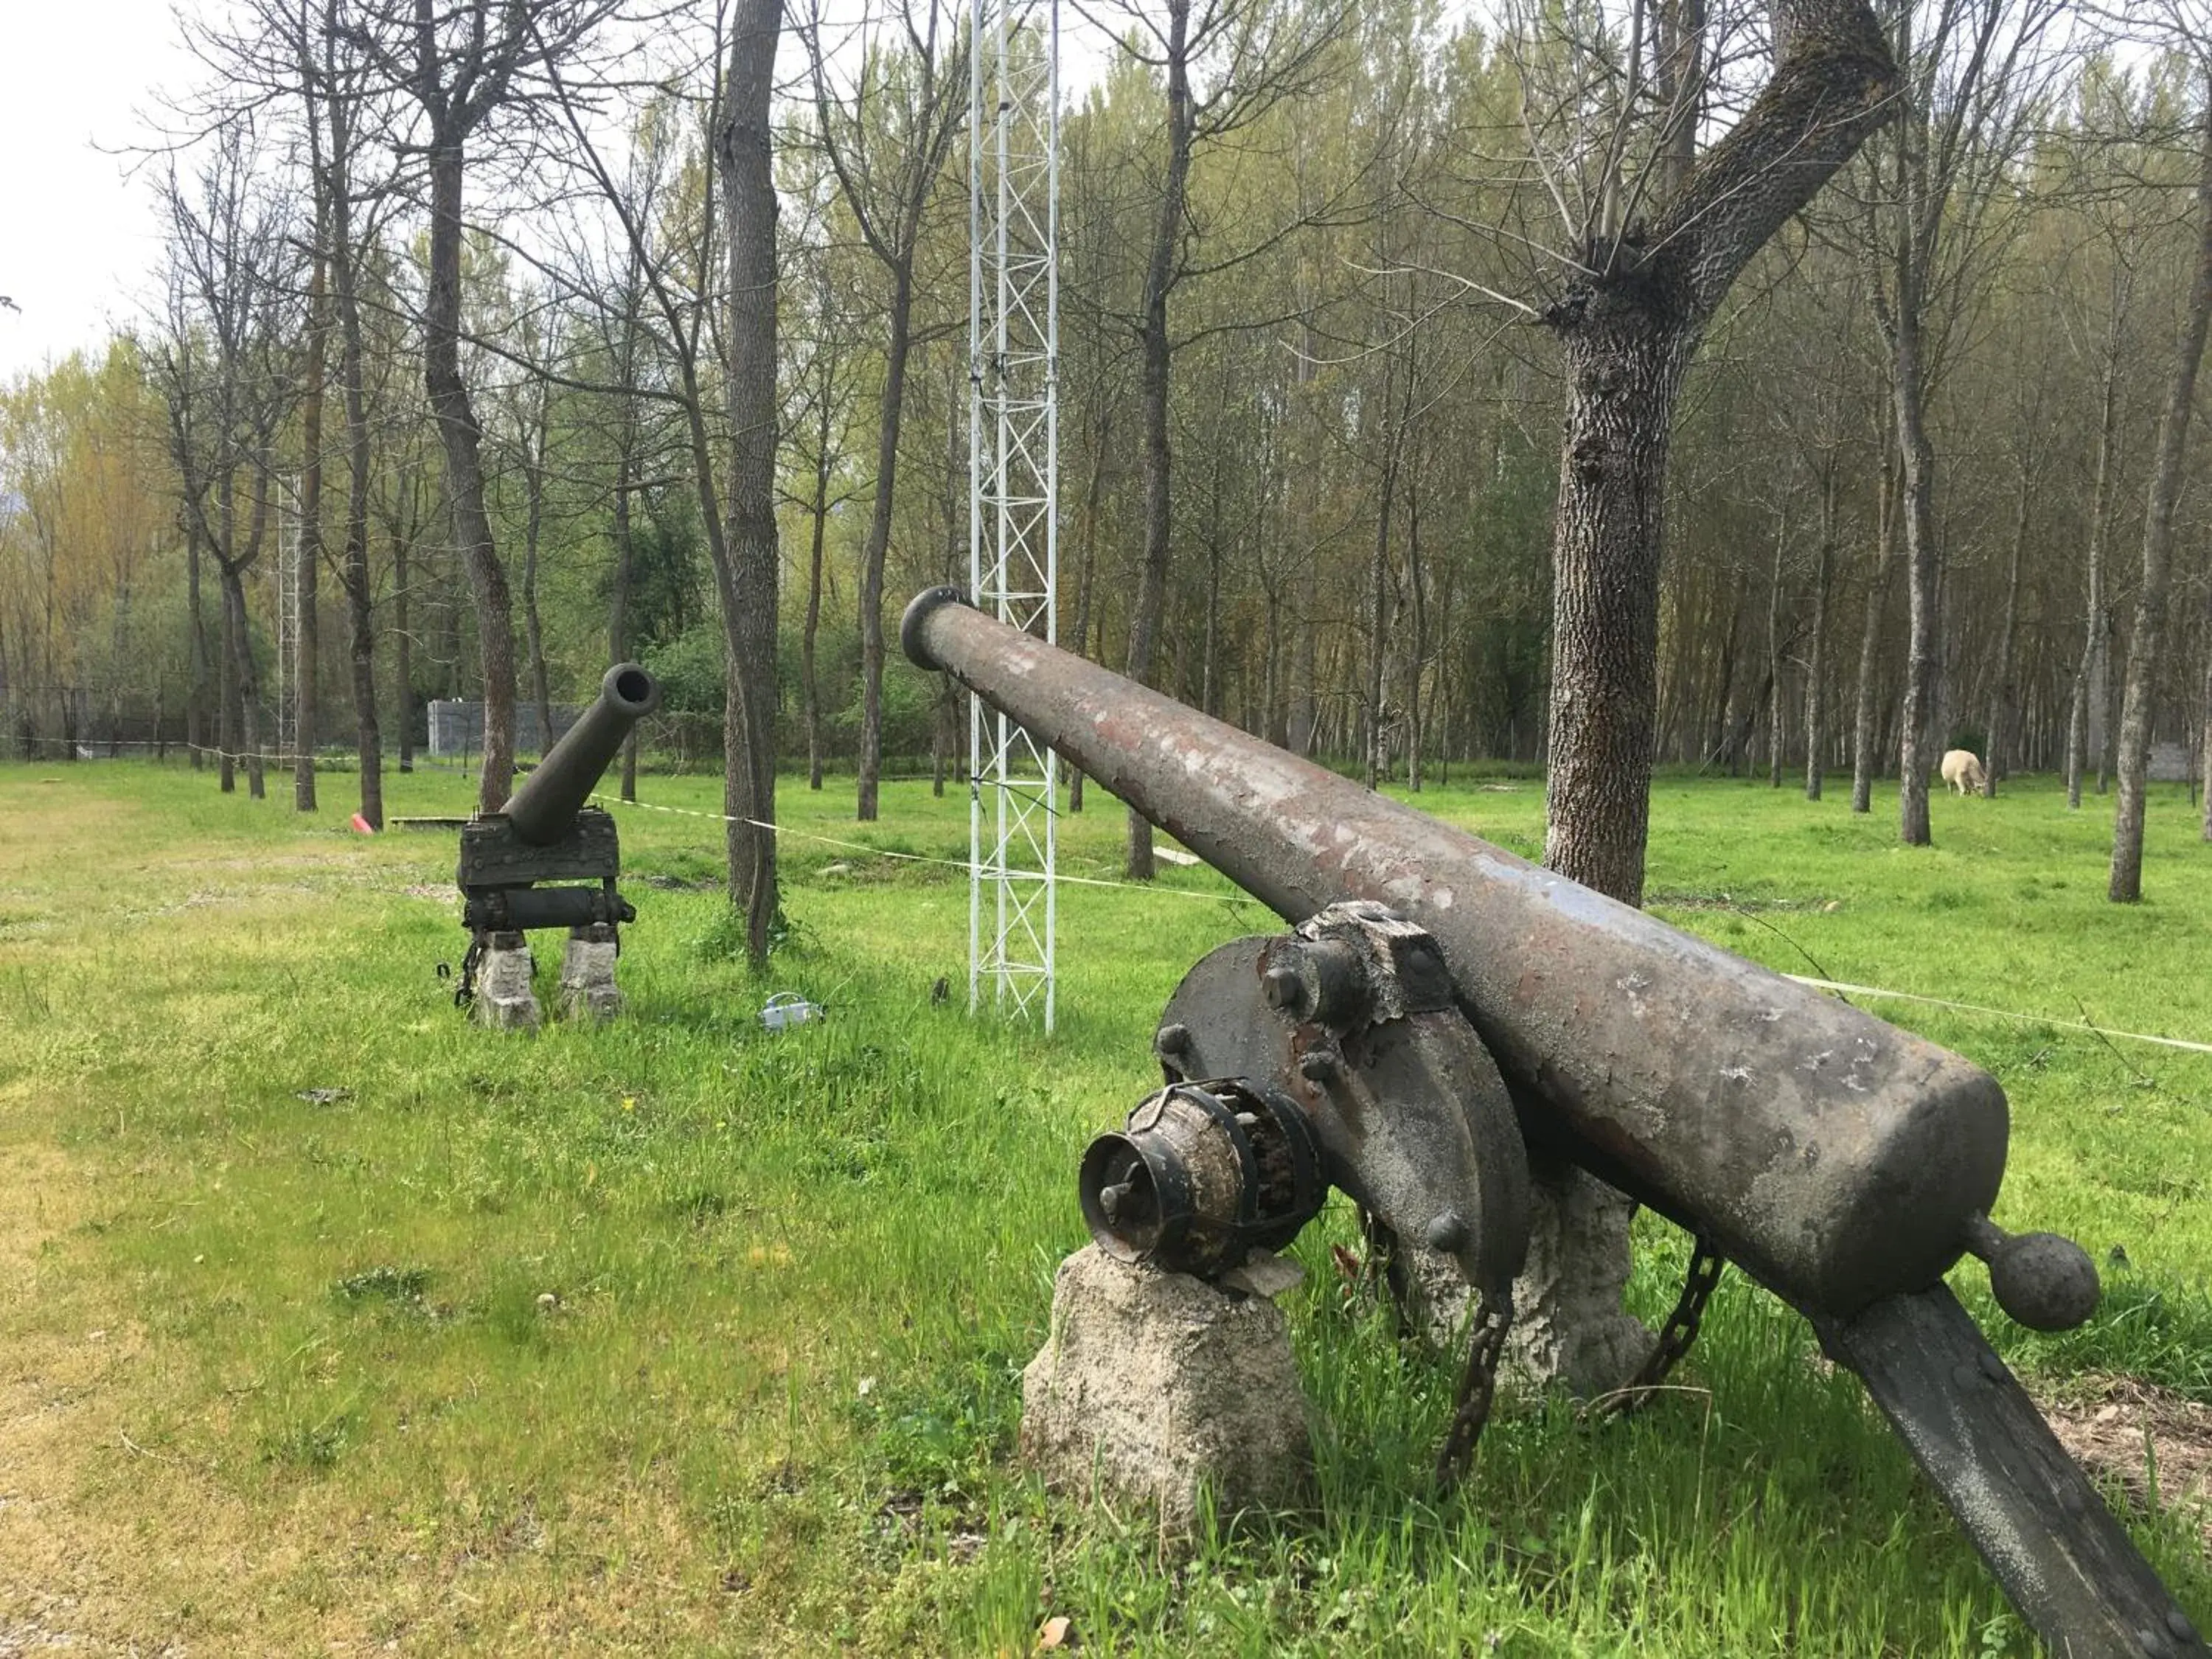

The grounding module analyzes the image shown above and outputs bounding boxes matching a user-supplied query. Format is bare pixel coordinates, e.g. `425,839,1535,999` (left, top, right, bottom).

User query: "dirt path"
0,1133,148,1655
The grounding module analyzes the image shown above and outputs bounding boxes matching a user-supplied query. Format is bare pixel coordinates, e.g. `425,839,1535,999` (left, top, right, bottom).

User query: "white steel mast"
968,0,1060,1028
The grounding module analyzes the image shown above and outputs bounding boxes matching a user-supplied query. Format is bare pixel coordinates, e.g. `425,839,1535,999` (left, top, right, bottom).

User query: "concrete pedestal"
473,931,540,1032
557,923,623,1021
1377,1165,1652,1402
1502,1165,1652,1401
1020,1245,1311,1538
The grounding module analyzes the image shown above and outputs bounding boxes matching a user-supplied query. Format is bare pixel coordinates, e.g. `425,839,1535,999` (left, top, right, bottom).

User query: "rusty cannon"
453,664,660,1026
902,584,2202,1659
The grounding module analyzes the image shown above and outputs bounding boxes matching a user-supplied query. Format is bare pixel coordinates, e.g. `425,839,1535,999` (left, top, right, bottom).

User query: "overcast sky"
0,1,199,380
0,0,1119,387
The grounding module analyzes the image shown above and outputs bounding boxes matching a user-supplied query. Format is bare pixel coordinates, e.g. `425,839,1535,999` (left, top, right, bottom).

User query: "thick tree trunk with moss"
1543,316,1693,902
1542,0,1897,902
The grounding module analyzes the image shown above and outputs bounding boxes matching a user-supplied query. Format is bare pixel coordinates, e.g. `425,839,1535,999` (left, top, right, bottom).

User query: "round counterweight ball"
1987,1231,2101,1332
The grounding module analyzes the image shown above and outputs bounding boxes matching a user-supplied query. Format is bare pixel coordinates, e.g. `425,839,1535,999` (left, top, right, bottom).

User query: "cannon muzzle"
906,585,2005,1319
505,664,661,846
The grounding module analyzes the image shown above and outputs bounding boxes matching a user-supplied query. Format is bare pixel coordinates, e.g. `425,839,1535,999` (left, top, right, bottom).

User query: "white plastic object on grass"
760,992,823,1032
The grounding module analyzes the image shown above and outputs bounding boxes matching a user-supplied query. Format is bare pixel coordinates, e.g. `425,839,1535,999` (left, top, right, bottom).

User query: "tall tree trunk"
1851,436,1896,812
392,514,412,776
1543,0,1895,900
295,251,325,811
1405,442,1427,791
720,0,784,961
2067,302,2121,810
2200,647,2212,843
187,526,208,769
1543,316,1692,903
2199,644,2212,843
803,435,830,790
222,565,268,799
1366,345,1400,791
335,251,380,830
218,555,241,793
1124,0,1195,878
1066,546,1093,814
1983,460,2031,796
855,264,913,823
2110,81,2212,903
1767,505,1788,787
1804,466,1834,800
1066,428,1105,811
610,455,639,801
521,402,553,754
424,140,516,813
1893,294,1939,846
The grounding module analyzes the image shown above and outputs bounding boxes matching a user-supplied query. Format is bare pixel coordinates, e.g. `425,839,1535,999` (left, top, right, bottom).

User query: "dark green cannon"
902,584,2202,1659
454,664,659,1023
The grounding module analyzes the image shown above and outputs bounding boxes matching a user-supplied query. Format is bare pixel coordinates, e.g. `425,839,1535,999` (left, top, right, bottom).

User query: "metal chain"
1360,1208,1412,1337
453,933,486,1010
1434,1287,1514,1490
1591,1235,1726,1419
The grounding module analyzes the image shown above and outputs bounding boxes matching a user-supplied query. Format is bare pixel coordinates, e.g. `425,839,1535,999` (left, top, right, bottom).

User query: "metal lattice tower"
968,0,1060,1029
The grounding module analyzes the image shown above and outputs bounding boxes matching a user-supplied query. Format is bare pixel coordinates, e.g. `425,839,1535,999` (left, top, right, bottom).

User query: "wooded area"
4,0,2212,920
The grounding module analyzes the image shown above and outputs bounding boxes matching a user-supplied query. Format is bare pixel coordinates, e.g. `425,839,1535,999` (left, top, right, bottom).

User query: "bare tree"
149,131,303,802
2111,62,2212,902
364,0,621,813
1093,0,1350,877
1862,0,2062,846
802,0,966,823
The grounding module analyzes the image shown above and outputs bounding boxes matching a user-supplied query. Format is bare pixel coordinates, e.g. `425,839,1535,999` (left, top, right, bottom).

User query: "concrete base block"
473,933,540,1032
557,924,623,1021
1020,1245,1311,1537
1502,1164,1652,1402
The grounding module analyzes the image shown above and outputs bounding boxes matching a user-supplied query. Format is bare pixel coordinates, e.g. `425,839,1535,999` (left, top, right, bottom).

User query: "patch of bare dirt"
2039,1374,2212,1547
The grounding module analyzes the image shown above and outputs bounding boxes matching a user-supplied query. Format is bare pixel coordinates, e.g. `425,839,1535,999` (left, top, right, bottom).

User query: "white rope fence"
586,792,2212,1057
21,747,2205,1058
588,789,1248,906
1781,975,2212,1057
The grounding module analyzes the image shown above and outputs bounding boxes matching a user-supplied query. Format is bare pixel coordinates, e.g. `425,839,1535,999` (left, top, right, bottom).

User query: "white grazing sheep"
1940,749,1987,795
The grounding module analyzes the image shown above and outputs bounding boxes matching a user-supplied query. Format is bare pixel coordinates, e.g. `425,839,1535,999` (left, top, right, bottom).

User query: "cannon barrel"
903,587,2006,1319
505,664,661,846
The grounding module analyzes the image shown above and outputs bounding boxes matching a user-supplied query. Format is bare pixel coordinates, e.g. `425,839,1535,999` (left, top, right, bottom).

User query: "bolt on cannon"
903,584,2201,1659
453,663,660,1029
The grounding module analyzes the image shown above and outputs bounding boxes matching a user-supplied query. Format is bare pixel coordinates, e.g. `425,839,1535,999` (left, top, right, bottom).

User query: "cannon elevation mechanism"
453,663,660,1025
903,584,2202,1659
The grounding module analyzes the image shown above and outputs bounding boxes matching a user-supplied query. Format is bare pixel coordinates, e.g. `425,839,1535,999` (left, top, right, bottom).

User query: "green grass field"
4,757,2211,1655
